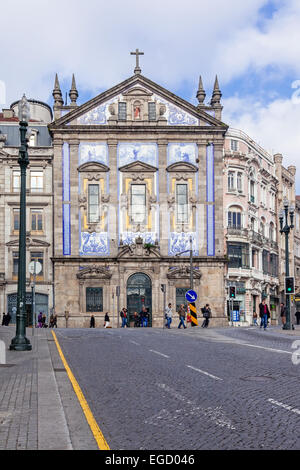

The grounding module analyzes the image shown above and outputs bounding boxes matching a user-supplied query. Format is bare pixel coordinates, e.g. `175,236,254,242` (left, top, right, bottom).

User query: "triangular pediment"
6,237,50,247
50,74,227,129
166,162,198,173
119,160,157,172
78,162,109,172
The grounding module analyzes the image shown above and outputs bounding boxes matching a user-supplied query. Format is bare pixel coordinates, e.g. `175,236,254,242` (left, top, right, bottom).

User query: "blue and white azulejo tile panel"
153,94,199,126
118,143,158,167
79,142,108,165
121,232,156,245
167,143,197,165
169,232,198,256
79,232,109,256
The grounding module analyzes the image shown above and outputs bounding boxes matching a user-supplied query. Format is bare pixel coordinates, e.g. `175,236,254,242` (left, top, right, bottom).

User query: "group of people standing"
164,303,212,329
120,306,150,328
1,312,11,326
253,299,298,330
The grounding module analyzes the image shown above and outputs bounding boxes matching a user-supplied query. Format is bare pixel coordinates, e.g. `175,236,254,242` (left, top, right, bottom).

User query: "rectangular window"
148,102,156,121
228,171,235,191
31,209,43,232
237,172,243,192
88,185,99,223
30,252,44,277
228,212,241,229
227,243,250,269
118,102,127,121
176,288,189,313
12,251,19,277
262,250,270,275
231,140,238,151
176,184,188,224
250,181,255,203
131,184,146,224
13,208,20,232
86,287,103,312
12,170,20,192
30,171,43,193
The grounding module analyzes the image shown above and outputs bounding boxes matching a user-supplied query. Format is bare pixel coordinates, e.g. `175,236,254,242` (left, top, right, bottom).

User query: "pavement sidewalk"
0,326,97,450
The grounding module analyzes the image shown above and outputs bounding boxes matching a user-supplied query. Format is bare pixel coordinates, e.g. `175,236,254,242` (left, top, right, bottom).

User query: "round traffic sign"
185,289,197,302
28,261,42,275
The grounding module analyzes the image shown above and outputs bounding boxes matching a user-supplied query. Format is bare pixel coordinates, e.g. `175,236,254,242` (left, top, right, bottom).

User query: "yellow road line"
51,330,110,450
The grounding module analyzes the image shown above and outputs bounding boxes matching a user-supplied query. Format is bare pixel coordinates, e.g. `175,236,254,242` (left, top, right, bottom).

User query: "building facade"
0,101,53,324
49,71,228,327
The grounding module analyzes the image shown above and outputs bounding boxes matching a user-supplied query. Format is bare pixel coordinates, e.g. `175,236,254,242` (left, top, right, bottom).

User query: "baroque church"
49,52,228,327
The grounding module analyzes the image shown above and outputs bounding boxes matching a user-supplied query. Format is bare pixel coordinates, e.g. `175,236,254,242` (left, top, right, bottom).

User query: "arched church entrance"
126,273,152,327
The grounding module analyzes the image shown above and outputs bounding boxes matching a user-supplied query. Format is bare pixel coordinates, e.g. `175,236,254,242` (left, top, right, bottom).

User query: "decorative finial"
130,48,144,74
69,74,78,106
211,75,222,106
52,74,63,108
196,75,206,106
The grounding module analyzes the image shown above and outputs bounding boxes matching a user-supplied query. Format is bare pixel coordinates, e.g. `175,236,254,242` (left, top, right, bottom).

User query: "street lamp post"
279,200,295,331
10,95,32,351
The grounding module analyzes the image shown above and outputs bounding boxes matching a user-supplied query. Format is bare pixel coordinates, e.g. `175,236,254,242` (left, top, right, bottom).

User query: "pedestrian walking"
104,312,110,328
140,306,148,327
280,302,287,328
42,313,47,328
295,310,300,326
133,311,139,327
165,303,173,329
177,304,187,329
90,315,95,328
38,312,43,328
49,313,54,328
253,311,258,326
259,299,270,330
201,304,211,328
53,313,58,328
2,312,6,326
120,308,128,328
5,312,11,326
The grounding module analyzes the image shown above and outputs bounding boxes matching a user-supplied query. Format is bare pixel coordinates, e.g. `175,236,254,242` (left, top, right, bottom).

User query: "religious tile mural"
168,232,199,256
79,232,109,256
79,142,108,165
167,143,197,165
118,142,158,167
153,94,199,126
121,232,156,246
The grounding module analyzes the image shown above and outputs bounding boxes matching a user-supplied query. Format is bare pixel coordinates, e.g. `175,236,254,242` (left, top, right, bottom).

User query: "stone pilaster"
158,140,168,255
107,140,118,257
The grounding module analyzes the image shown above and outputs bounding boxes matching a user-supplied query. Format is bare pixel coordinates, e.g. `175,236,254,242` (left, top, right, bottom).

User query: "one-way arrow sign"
185,289,197,303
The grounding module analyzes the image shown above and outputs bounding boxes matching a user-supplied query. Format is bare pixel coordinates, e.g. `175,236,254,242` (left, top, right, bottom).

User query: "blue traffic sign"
185,289,197,302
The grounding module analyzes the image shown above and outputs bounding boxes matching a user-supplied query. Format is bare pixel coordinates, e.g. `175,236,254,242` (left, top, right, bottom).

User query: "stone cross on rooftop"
130,48,144,75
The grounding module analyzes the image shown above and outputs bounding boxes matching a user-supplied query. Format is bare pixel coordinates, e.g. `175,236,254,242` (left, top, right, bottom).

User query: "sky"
1,0,300,190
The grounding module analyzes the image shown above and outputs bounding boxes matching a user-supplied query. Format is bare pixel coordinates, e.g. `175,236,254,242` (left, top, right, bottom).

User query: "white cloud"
0,0,275,106
223,90,300,191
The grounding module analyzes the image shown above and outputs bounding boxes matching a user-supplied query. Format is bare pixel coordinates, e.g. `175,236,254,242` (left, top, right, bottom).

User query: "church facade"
49,65,228,327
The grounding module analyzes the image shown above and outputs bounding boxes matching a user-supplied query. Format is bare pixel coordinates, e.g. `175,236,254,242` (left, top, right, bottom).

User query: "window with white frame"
228,208,242,229
28,130,38,147
131,184,146,224
269,222,274,241
228,171,235,191
12,170,20,192
231,139,238,151
88,184,100,223
176,184,188,224
30,170,43,193
237,172,243,192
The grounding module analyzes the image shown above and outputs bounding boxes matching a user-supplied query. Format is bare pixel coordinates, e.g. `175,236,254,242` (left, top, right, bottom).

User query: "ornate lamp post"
279,199,295,331
10,95,32,351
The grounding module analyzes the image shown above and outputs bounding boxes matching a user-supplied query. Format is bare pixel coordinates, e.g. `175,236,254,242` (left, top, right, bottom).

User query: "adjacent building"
0,101,53,324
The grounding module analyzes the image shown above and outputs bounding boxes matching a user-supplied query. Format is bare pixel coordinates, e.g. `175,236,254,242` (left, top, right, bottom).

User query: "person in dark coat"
295,310,300,326
259,299,270,330
280,303,287,328
201,304,211,328
5,312,11,326
90,315,95,328
2,312,6,326
104,312,110,328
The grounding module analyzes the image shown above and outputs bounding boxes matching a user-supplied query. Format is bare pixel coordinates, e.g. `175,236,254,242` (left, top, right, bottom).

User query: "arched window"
260,217,266,237
228,206,242,229
269,222,275,242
